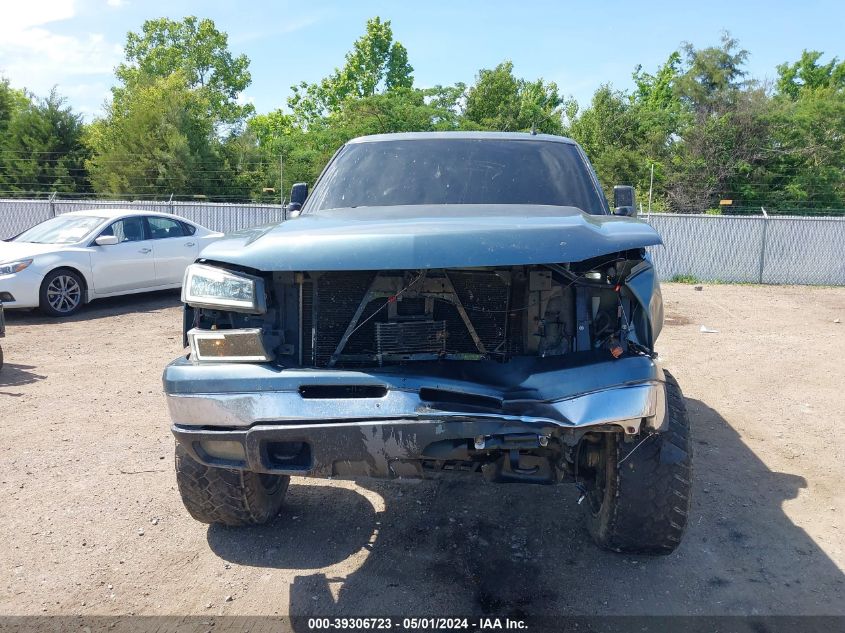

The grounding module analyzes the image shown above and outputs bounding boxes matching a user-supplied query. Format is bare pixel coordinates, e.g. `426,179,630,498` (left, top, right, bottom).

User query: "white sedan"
0,209,222,316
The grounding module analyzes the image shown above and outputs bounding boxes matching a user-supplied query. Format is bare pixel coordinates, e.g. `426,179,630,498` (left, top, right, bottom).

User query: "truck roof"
346,131,577,145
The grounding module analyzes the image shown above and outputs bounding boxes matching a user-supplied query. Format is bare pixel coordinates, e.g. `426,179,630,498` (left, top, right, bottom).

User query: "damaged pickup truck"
164,132,691,554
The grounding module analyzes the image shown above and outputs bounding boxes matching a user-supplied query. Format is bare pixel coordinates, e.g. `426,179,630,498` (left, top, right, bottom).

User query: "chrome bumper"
164,357,666,481
164,355,668,478
164,354,666,431
167,381,662,430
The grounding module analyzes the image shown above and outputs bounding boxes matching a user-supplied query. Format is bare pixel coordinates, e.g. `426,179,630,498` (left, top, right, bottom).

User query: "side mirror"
288,182,308,215
95,235,119,246
613,185,637,217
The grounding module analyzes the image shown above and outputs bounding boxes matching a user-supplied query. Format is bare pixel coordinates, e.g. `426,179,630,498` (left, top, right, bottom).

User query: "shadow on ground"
2,288,181,326
206,398,843,620
0,363,46,391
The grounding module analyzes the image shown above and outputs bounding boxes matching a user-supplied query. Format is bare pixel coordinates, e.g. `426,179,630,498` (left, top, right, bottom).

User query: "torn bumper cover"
164,354,667,479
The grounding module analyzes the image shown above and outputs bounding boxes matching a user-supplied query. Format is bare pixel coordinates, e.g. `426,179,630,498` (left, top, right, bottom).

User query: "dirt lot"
1,284,843,620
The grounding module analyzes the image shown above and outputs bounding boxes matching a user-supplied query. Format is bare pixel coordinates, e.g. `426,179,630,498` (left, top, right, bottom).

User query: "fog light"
188,328,273,362
199,440,246,462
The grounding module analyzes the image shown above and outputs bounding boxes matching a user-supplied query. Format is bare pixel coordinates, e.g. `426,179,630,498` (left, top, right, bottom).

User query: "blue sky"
1,0,842,119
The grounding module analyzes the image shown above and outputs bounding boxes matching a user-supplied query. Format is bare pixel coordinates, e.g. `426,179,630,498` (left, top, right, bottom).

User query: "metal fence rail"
1,199,843,286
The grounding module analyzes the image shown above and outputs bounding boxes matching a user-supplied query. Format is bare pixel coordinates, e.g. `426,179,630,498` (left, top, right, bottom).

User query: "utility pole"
279,154,284,206
648,163,654,214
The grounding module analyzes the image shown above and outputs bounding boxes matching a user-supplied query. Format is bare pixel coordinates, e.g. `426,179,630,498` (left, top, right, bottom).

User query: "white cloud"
230,13,325,45
106,0,128,7
236,93,256,106
0,0,122,111
1,0,77,30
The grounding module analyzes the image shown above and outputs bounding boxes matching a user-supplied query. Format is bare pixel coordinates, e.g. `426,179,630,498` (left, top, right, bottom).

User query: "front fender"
32,251,95,302
625,254,664,348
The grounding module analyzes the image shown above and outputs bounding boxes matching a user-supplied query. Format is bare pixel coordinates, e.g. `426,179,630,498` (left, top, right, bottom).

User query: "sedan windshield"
305,138,607,214
13,215,104,244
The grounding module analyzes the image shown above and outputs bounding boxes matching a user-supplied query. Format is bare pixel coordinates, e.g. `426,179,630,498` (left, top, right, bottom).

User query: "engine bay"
186,250,657,369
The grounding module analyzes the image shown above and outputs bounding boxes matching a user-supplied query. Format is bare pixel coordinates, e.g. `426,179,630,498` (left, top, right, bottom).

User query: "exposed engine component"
376,319,447,361
299,269,512,367
189,254,646,369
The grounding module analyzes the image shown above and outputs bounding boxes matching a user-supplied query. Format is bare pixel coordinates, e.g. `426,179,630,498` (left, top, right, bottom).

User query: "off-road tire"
174,443,289,526
582,370,692,554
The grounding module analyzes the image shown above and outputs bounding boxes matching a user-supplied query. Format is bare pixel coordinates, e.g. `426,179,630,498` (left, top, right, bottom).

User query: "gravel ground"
0,283,843,619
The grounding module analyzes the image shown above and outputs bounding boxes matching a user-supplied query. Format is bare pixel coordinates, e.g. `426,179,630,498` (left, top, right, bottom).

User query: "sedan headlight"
0,259,33,275
182,264,266,314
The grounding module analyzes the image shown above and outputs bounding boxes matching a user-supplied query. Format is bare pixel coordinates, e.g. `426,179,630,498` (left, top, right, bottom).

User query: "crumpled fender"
625,253,664,348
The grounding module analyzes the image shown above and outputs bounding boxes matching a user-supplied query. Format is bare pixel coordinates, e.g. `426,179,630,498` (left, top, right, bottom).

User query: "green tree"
632,51,686,144
463,61,563,133
565,85,648,200
288,17,413,125
766,51,845,210
116,16,252,125
776,50,845,99
0,78,29,136
676,32,749,113
660,34,778,212
87,73,229,197
666,87,772,211
0,88,90,196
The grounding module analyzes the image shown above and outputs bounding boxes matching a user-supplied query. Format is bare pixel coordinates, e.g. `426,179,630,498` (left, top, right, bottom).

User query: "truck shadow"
206,398,844,619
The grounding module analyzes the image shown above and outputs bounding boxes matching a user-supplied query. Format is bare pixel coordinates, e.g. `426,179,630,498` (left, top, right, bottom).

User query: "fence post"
48,191,57,218
168,193,174,215
758,207,769,284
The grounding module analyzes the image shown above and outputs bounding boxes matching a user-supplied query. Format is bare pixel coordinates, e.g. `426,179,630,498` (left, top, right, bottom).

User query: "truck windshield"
305,138,607,214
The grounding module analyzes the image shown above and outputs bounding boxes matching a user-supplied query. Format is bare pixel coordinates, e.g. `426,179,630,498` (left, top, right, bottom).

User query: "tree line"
1,16,843,214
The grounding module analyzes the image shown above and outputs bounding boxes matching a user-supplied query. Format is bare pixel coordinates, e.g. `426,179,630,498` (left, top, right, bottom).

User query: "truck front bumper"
164,354,667,479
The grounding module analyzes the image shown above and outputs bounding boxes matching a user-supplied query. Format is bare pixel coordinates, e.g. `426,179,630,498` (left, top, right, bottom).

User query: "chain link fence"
1,199,843,285
0,198,285,238
646,213,845,285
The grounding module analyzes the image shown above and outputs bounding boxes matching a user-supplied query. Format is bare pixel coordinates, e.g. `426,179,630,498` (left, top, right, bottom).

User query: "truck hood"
200,205,662,271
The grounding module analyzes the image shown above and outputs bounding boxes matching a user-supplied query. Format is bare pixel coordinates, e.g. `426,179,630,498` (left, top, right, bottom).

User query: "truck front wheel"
580,370,692,554
174,443,289,526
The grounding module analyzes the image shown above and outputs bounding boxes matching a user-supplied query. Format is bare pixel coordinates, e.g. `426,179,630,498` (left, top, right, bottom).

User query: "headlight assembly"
182,264,266,314
0,259,33,275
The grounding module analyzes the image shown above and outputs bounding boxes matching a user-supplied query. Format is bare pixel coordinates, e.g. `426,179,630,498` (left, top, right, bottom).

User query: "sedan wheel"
39,270,85,317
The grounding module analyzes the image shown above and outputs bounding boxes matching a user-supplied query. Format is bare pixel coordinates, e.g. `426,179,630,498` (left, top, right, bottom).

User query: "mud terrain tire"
583,370,692,554
175,443,289,526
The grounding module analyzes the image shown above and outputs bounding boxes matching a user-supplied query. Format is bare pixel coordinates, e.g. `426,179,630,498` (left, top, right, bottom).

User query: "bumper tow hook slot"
509,449,539,475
